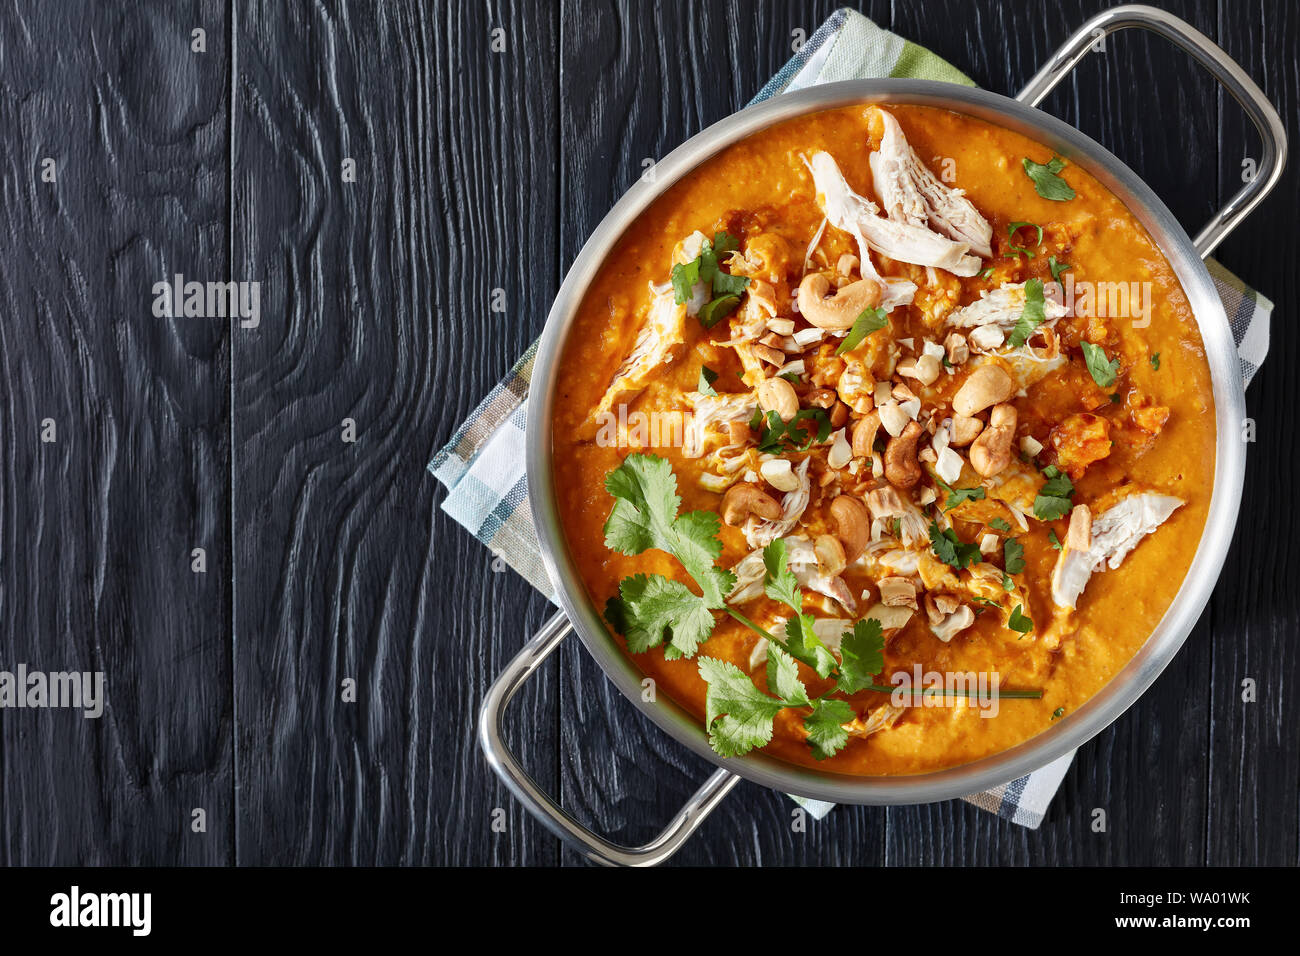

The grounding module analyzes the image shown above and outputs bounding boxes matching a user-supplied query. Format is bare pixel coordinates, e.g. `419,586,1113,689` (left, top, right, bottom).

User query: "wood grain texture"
231,0,562,865
0,0,233,864
0,0,1296,867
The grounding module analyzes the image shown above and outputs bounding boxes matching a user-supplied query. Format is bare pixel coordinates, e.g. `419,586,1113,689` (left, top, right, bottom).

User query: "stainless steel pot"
478,5,1287,866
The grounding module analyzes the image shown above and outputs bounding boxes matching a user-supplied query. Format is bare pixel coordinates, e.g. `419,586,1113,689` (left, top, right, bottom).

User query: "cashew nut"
806,388,836,410
953,364,1015,417
835,360,875,414
884,420,923,489
851,410,881,458
1067,504,1093,551
950,414,984,447
796,273,883,331
814,534,847,575
829,494,870,561
756,376,799,422
944,331,969,366
969,402,1018,477
720,482,782,526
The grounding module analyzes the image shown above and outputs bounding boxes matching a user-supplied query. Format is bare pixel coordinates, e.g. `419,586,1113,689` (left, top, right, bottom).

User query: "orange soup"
551,104,1213,774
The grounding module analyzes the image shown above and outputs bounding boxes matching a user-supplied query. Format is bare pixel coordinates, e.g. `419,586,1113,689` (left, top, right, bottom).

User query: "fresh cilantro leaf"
1004,537,1026,575
1008,604,1034,634
1048,529,1062,550
1081,341,1120,388
712,269,749,298
698,656,785,757
989,518,1012,532
937,477,986,512
1022,155,1076,201
1009,278,1046,348
697,365,719,396
1048,256,1071,284
1150,352,1161,370
603,454,681,556
762,539,837,678
670,259,700,304
1002,574,1014,591
1032,465,1075,522
803,698,855,760
1051,706,1065,721
603,454,734,609
697,293,740,329
929,521,982,571
836,619,886,694
779,372,802,384
605,574,715,659
766,642,810,708
712,230,740,257
835,307,888,355
783,615,839,680
1007,220,1044,248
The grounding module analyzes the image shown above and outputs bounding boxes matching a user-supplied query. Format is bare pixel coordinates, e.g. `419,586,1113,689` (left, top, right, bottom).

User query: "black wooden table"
0,0,1295,867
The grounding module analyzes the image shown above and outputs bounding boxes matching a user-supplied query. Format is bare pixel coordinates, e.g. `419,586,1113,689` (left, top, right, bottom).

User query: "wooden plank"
231,0,562,864
874,0,1220,865
0,0,232,864
1206,0,1300,866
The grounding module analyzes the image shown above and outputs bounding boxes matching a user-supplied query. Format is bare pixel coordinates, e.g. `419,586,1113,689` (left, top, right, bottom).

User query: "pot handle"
478,610,741,866
1016,3,1287,260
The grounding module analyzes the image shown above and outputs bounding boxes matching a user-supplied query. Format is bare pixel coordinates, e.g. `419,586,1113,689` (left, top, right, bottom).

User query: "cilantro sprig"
936,478,986,513
671,231,751,329
929,520,982,571
1081,342,1120,388
751,407,831,454
1032,465,1075,521
1022,156,1076,201
835,306,888,355
1009,277,1047,348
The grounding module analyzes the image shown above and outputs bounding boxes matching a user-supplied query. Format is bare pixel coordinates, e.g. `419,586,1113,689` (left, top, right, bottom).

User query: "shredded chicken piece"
1050,490,1185,611
843,703,905,739
945,281,1069,333
684,391,758,459
868,107,993,257
865,486,929,548
582,292,686,436
726,534,857,614
745,458,811,548
808,151,982,278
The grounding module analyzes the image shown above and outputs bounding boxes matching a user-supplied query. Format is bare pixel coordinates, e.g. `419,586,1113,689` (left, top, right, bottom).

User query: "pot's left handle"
478,610,741,866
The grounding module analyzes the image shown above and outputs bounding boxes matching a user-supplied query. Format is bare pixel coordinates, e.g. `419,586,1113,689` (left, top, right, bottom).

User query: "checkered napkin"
431,8,1273,830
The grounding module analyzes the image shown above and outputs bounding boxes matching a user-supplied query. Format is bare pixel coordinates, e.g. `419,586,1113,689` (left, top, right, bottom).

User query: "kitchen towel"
431,8,1272,830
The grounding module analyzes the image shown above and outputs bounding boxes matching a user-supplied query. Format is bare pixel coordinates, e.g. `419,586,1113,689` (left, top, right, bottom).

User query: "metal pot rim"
524,79,1246,805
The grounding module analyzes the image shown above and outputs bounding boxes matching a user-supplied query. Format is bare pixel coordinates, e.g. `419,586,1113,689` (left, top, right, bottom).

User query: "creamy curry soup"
552,104,1213,774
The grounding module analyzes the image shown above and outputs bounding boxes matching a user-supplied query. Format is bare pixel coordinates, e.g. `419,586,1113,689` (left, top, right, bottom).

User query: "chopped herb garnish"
1081,341,1120,389
672,231,750,329
1008,604,1034,634
779,372,802,384
1008,277,1046,348
697,365,719,396
1048,256,1071,284
755,408,831,454
1150,352,1161,370
1006,220,1042,258
1110,391,1122,404
1022,156,1076,201
936,478,986,512
929,521,982,571
1051,706,1066,721
1048,529,1062,550
978,266,995,279
835,306,889,355
1033,465,1075,522
1003,538,1025,575
989,518,1012,532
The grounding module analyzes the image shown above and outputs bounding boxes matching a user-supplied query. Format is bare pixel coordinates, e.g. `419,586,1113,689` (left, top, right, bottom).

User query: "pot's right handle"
1016,3,1287,260
478,610,741,867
